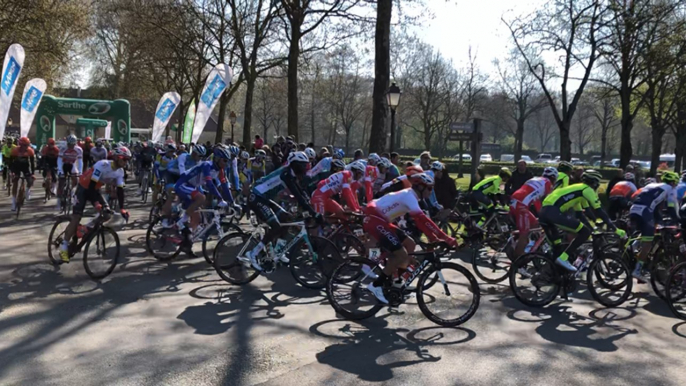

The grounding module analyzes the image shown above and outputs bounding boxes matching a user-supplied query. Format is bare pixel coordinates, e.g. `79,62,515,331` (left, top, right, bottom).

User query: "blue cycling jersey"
176,160,229,200
633,183,679,212
676,182,686,203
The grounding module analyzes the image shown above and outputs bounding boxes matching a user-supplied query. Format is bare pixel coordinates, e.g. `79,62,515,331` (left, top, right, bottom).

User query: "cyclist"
246,151,323,269
470,167,511,227
361,153,382,203
136,140,157,183
56,135,83,211
608,172,637,220
628,171,680,281
174,146,235,254
82,137,94,168
40,138,60,196
364,173,458,304
90,139,108,164
384,156,400,182
2,137,16,185
9,137,36,209
676,171,686,205
250,149,267,181
304,147,317,168
539,170,625,272
554,161,573,190
160,145,207,228
310,159,361,217
58,147,132,263
424,161,447,211
509,167,558,257
378,165,424,194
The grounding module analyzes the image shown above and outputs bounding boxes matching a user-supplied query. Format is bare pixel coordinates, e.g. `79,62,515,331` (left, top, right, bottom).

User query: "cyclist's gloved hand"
120,209,130,222
217,200,228,208
615,228,626,238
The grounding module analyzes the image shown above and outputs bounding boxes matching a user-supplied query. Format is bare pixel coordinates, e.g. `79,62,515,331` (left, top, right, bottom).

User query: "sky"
415,0,546,74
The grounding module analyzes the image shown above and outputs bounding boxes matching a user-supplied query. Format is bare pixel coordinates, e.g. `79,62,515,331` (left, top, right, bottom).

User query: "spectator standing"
419,151,431,170
271,143,283,167
606,168,625,196
254,135,263,150
390,152,400,166
353,149,364,161
505,159,534,195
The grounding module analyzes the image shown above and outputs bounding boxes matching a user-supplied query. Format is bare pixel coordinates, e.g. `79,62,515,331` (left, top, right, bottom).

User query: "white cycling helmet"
304,147,316,159
66,134,77,145
431,161,444,171
410,172,435,187
542,167,558,180
368,153,381,166
331,159,346,170
624,172,635,181
348,160,365,174
240,151,250,160
287,151,309,165
378,157,392,170
255,149,266,158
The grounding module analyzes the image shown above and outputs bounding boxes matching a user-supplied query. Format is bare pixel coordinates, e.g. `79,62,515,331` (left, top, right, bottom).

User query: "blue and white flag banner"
20,78,47,137
105,120,111,139
151,91,180,143
191,64,232,144
0,44,25,139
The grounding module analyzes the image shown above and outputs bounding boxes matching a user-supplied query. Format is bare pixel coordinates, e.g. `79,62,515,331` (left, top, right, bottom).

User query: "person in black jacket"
505,159,534,195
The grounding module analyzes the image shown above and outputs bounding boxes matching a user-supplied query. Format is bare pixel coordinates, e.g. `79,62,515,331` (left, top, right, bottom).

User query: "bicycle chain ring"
384,286,404,307
259,257,276,274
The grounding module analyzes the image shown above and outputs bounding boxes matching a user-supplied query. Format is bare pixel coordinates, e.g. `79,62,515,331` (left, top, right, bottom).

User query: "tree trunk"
619,89,633,169
287,21,302,140
514,119,524,164
559,120,572,161
600,126,607,168
215,92,228,145
650,126,664,175
242,75,257,146
345,128,351,154
176,99,184,144
368,0,392,154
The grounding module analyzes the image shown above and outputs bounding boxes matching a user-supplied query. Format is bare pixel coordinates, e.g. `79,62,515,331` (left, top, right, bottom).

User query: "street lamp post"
229,111,237,144
386,83,401,152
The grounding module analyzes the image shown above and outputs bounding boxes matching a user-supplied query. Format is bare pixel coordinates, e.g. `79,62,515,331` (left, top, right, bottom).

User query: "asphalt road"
1,180,685,386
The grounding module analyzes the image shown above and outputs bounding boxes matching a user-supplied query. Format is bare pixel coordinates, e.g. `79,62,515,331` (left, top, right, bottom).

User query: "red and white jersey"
609,181,637,198
511,177,552,207
79,160,125,189
314,170,356,197
369,188,423,222
59,145,83,164
363,165,379,202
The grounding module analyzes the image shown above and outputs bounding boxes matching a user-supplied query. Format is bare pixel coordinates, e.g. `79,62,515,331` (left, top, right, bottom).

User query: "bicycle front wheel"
213,232,260,285
471,236,512,284
202,222,242,265
290,236,344,289
417,262,480,327
48,217,71,265
665,261,686,319
141,174,149,203
326,257,384,320
145,217,181,260
509,253,560,307
587,252,632,307
83,226,120,280
650,245,676,300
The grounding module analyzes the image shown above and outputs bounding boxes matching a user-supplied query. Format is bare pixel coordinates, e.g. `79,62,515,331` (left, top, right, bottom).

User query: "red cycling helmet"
18,137,30,146
47,138,56,146
405,165,424,176
85,136,92,142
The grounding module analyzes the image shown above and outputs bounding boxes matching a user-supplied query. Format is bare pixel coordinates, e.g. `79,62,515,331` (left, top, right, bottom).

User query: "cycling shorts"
362,205,407,252
175,182,203,209
60,163,76,176
629,204,654,239
72,185,106,216
10,161,31,177
164,171,179,190
538,206,583,233
471,191,493,210
510,201,538,232
311,192,345,216
248,193,288,228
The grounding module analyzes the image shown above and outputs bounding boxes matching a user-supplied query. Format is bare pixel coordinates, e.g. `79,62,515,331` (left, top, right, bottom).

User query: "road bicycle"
665,260,686,319
14,175,27,218
59,173,75,215
213,216,343,289
509,232,633,308
47,209,123,280
43,167,56,203
327,241,480,327
139,166,152,203
146,207,242,264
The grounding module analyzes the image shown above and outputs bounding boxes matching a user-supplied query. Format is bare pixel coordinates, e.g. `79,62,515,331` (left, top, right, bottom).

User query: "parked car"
636,160,651,170
536,153,553,163
452,154,472,161
521,155,534,165
480,154,493,162
572,158,589,166
500,154,514,162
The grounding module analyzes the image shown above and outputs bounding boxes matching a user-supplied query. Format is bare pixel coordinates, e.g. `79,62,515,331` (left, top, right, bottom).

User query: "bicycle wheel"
15,180,24,219
213,232,261,285
587,252,632,307
509,253,560,307
48,217,71,265
83,226,120,280
416,262,480,327
650,245,676,300
326,257,384,320
471,236,512,284
330,232,365,261
145,217,181,260
290,236,343,289
665,261,686,320
141,173,149,203
202,222,242,265
148,200,163,223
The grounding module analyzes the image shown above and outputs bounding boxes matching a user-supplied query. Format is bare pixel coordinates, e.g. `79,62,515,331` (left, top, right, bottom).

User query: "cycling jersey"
1,144,15,159
90,147,108,163
632,183,679,212
10,146,36,174
252,166,316,217
676,182,686,202
472,176,502,196
609,181,637,198
79,160,125,190
380,175,412,194
553,172,569,190
542,183,601,212
311,170,361,214
41,145,59,159
307,157,332,178
249,157,266,180
363,165,379,203
168,152,195,176
385,164,400,182
511,177,552,209
58,145,83,175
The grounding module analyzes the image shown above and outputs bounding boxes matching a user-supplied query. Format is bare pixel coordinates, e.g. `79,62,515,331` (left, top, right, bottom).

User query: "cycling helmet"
112,146,132,160
255,149,266,158
85,136,92,142
47,138,55,146
331,159,346,170
378,157,392,170
499,167,512,179
405,165,424,176
193,145,207,157
95,139,103,145
368,153,381,166
410,172,435,187
682,171,686,181
581,169,603,187
542,167,558,180
333,149,345,159
661,171,679,184
287,151,309,165
240,151,250,160
558,161,573,173
624,172,635,181
178,144,186,151
431,161,445,171
166,143,177,152
228,145,240,158
18,137,30,146
348,160,365,174
645,177,657,185
304,147,316,159
214,146,232,160
66,135,77,145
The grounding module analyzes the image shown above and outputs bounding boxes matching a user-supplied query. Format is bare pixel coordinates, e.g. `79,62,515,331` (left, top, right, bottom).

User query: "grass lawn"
449,173,610,193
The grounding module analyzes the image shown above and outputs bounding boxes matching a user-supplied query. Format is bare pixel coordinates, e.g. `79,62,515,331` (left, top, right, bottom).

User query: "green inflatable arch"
34,95,131,145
